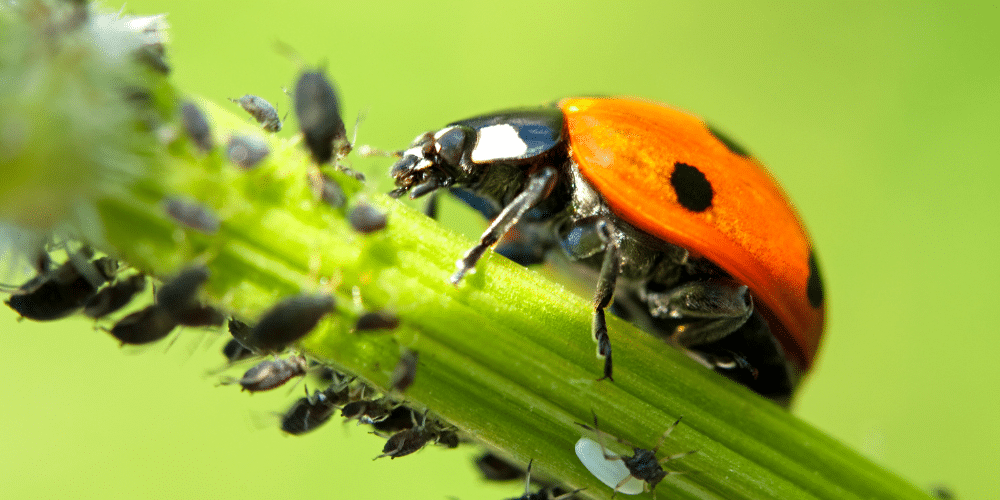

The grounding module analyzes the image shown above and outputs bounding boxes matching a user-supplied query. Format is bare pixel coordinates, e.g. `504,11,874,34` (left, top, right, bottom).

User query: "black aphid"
155,266,206,311
6,254,116,321
374,410,431,460
294,71,348,164
226,134,270,170
348,202,387,234
370,406,417,434
280,375,352,435
230,294,336,353
222,338,255,363
354,311,399,332
164,197,220,234
374,410,458,459
135,43,170,73
83,274,147,319
281,389,338,435
152,266,224,327
476,452,525,482
108,305,178,345
156,266,205,311
435,427,460,449
180,101,213,152
238,354,308,393
319,174,346,208
229,95,282,132
222,319,255,362
341,397,395,425
171,304,225,327
390,349,418,393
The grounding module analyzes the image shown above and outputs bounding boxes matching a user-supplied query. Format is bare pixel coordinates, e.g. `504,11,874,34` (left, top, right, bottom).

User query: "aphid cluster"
219,329,457,457
373,409,460,460
1,249,225,346
5,247,119,321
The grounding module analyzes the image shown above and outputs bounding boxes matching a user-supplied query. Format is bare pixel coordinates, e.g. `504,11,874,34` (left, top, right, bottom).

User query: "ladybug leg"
422,191,440,219
495,222,555,266
644,280,752,349
449,167,558,284
592,220,621,381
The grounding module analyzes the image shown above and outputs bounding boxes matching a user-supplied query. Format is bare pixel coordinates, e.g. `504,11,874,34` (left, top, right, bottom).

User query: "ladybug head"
389,126,475,199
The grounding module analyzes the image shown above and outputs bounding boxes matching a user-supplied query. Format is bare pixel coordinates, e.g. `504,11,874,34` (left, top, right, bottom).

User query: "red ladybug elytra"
389,97,825,405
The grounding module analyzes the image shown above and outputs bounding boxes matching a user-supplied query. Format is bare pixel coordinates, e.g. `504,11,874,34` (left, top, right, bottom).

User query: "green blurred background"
1,1,998,499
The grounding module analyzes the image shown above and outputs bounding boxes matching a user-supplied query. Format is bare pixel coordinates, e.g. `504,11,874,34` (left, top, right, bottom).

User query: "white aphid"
574,438,645,495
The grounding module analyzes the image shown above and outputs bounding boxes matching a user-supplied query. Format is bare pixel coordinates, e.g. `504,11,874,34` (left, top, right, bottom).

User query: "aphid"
155,266,207,313
222,319,255,362
5,254,115,321
373,410,431,460
931,486,956,500
83,274,147,319
435,427,461,449
155,266,222,326
575,412,695,498
293,71,349,164
476,452,525,482
127,14,170,73
108,305,178,345
221,338,255,363
170,304,225,327
370,406,417,434
390,349,418,393
180,101,213,152
341,397,395,425
229,95,282,132
348,202,388,234
226,134,270,170
280,388,339,435
316,373,357,407
229,293,336,353
238,354,309,393
163,197,220,234
314,365,338,383
507,460,582,500
354,311,399,332
135,43,170,74
280,372,354,435
319,174,346,208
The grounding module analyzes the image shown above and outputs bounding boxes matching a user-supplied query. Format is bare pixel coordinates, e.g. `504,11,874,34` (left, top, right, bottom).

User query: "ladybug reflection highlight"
389,97,825,404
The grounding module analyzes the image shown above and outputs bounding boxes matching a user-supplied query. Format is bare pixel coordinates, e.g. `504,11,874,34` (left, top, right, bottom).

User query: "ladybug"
389,97,825,405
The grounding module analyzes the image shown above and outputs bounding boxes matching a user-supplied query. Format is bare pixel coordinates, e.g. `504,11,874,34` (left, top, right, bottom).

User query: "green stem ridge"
0,3,934,499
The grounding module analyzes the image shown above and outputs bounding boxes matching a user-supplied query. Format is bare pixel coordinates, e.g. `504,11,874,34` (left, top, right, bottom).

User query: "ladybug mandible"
388,97,825,405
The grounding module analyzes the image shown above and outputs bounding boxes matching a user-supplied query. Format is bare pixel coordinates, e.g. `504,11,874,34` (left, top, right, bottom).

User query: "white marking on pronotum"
574,437,645,495
469,124,528,163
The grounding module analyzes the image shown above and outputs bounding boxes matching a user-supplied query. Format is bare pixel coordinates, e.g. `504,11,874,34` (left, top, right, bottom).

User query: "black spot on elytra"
670,162,714,212
806,250,824,308
707,124,751,157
